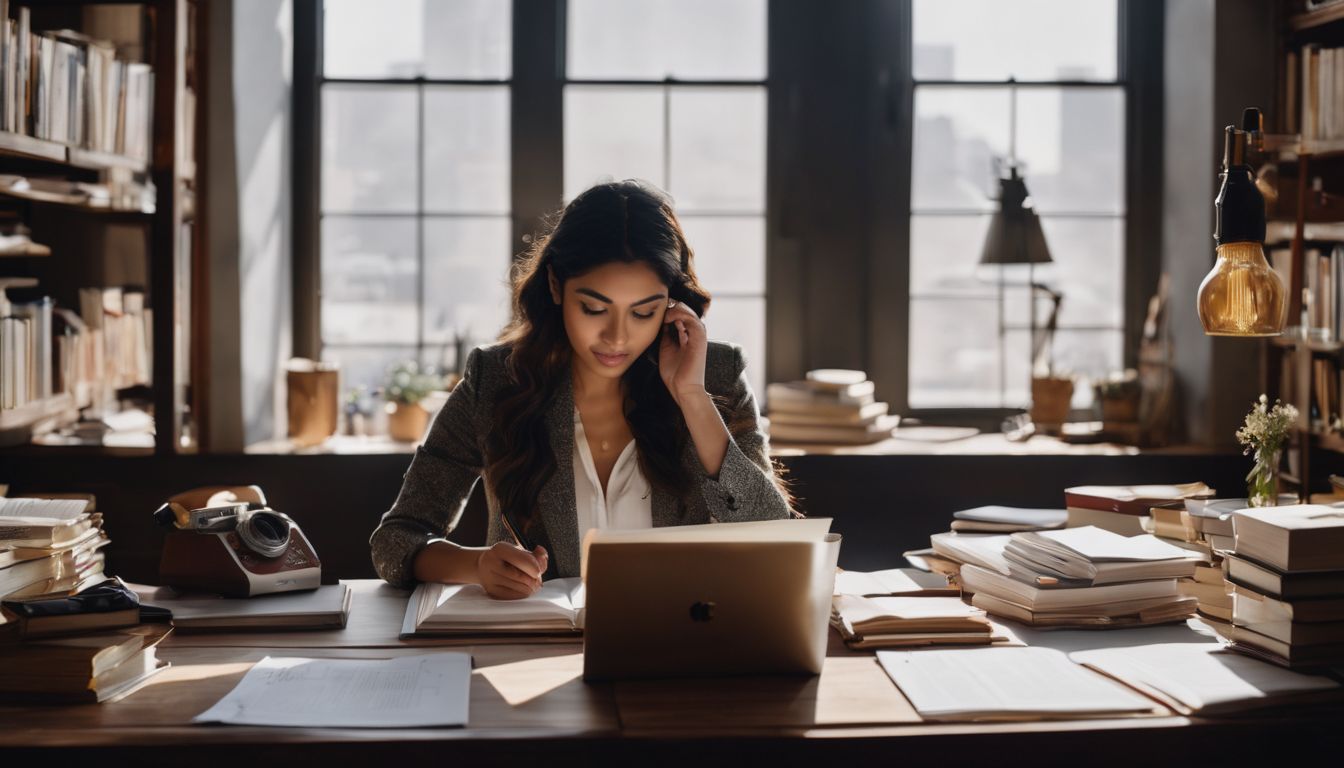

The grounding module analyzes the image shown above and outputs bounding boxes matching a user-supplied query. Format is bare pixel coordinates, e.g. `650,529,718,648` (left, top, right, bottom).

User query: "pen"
499,507,533,551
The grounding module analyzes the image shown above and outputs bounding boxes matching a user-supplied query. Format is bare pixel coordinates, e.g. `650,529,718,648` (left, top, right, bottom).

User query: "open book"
401,577,586,637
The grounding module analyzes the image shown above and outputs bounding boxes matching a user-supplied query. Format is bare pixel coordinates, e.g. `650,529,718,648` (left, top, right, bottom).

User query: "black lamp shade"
979,170,1053,266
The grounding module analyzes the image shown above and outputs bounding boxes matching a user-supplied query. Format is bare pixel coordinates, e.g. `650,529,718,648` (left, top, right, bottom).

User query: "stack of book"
949,505,1067,534
1221,505,1344,668
831,595,997,649
830,566,998,649
0,624,168,704
1145,497,1251,624
0,495,108,600
942,526,1200,627
0,7,156,161
765,369,898,444
1063,483,1213,535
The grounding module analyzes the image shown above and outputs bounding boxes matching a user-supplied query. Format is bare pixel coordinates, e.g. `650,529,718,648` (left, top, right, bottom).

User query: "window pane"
327,344,422,395
680,216,765,295
669,88,766,212
322,86,417,212
911,88,1010,212
567,0,766,81
423,0,511,79
564,86,665,201
912,0,1117,81
324,0,426,78
422,217,513,348
999,217,1125,328
321,216,419,345
1006,329,1123,408
909,214,996,296
1016,88,1125,214
908,298,1000,408
424,87,510,214
706,296,765,406
324,0,511,79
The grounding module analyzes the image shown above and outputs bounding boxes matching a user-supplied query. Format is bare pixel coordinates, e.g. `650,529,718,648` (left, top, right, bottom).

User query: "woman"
370,179,795,598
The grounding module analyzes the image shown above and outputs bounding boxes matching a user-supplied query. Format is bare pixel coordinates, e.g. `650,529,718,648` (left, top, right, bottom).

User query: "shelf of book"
0,131,149,175
0,392,75,434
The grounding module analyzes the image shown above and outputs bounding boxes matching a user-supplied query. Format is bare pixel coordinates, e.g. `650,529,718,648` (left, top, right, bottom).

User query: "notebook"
136,583,353,631
402,577,585,637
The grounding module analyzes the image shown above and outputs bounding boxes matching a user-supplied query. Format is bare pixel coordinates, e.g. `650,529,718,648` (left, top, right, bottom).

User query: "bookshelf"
0,0,205,455
1261,0,1344,496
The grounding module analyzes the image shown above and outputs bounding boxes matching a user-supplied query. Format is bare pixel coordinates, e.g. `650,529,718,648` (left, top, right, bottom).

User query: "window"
564,0,769,398
320,0,513,391
906,0,1125,410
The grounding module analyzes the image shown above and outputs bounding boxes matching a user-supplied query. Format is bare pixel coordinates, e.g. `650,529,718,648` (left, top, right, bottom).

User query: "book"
950,506,1067,531
767,400,889,426
831,595,993,649
1218,622,1344,668
833,567,957,597
766,380,876,408
928,533,1012,576
767,415,899,445
1002,527,1202,586
958,563,1183,612
134,583,352,631
1231,584,1344,623
876,647,1160,721
1,577,140,639
1066,506,1149,536
1234,505,1344,572
1071,643,1342,716
402,577,585,637
970,591,1199,628
1064,483,1213,517
0,624,170,703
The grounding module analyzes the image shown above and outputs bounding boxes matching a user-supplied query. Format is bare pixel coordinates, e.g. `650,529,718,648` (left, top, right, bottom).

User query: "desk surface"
5,580,1342,765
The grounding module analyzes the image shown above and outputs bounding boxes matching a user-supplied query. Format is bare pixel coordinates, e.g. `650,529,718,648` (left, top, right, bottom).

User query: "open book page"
0,498,89,520
1069,643,1342,715
404,577,585,635
1020,527,1199,562
833,568,953,597
876,647,1160,721
929,533,1012,575
194,654,471,728
952,506,1067,527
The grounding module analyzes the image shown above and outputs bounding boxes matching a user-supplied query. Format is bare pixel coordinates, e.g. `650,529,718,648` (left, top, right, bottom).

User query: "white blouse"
573,407,653,542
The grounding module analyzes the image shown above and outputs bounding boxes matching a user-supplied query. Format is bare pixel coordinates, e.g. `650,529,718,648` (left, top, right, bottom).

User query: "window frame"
293,0,1163,424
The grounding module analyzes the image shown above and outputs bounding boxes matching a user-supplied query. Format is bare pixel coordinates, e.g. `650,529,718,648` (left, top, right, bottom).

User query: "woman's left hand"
659,301,708,405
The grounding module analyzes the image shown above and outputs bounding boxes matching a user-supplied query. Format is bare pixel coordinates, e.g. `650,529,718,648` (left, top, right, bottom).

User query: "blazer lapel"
538,372,579,575
651,484,681,527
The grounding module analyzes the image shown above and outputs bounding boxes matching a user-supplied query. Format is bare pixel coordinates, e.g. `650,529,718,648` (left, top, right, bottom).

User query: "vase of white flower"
1235,395,1298,507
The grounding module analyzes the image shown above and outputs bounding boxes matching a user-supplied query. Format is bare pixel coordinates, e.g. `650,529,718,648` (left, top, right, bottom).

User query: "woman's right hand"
476,542,549,599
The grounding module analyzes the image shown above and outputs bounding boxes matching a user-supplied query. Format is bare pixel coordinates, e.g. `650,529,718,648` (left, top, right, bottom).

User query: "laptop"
580,518,840,681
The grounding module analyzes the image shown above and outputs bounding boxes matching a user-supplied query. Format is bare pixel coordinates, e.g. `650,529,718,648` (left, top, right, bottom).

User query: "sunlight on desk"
475,653,584,707
150,661,255,684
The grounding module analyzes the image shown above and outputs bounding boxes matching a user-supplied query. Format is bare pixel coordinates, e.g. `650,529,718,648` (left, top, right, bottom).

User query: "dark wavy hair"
485,179,786,536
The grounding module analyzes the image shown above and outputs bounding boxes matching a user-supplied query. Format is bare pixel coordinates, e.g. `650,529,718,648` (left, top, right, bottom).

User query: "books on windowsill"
765,369,897,445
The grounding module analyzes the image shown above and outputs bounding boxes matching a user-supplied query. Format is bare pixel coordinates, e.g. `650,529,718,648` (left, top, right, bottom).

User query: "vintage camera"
154,486,321,597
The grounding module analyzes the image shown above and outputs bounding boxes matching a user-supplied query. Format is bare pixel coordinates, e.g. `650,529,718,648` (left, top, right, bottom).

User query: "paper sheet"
1070,643,1341,714
194,654,471,728
876,647,1157,720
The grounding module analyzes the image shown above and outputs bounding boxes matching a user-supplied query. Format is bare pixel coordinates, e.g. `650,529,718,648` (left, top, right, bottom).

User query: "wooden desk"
4,581,1343,766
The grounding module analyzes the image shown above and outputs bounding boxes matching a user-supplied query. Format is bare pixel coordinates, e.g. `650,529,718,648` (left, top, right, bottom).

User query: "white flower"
1235,394,1298,456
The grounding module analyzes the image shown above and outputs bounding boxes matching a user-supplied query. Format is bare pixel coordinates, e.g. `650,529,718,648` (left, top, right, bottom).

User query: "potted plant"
384,361,443,442
1094,370,1141,423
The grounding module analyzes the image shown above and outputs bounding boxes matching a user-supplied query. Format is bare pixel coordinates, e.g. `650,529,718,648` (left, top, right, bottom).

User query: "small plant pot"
1030,376,1074,434
387,401,430,442
1099,394,1139,423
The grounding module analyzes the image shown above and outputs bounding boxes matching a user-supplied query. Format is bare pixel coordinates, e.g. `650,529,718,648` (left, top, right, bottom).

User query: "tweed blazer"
369,340,793,588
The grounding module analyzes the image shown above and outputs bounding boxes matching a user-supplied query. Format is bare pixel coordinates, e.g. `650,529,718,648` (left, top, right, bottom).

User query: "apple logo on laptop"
689,601,715,622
